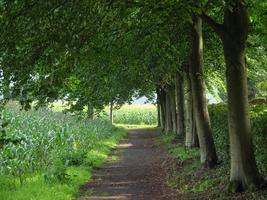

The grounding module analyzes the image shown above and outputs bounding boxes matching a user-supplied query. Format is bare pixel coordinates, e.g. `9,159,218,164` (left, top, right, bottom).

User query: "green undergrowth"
160,133,199,162
0,106,127,200
209,104,267,174
0,166,90,200
161,104,267,199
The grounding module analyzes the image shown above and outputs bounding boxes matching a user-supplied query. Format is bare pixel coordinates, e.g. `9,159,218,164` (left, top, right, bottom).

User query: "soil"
77,128,178,200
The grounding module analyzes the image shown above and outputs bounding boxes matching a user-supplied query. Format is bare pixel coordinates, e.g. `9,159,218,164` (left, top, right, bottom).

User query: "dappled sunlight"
102,141,116,147
115,124,157,129
85,194,131,200
87,150,108,161
2,0,266,199
116,143,133,148
77,128,171,200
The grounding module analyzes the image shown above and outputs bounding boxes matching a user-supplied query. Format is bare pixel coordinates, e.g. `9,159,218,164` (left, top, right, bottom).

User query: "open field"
50,102,158,126
103,104,158,126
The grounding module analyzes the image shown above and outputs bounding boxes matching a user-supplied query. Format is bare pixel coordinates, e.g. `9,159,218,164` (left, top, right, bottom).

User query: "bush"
161,104,267,199
209,104,267,173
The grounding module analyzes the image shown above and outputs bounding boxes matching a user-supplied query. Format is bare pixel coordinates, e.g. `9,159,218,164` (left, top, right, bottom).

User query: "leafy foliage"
161,104,267,198
0,104,126,199
209,104,267,173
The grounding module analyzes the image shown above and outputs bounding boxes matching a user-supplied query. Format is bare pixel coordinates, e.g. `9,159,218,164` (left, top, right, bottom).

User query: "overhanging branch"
200,12,224,38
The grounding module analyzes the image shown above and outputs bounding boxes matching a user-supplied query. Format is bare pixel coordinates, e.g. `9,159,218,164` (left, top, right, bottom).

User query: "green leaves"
0,0,266,115
0,105,117,184
209,104,267,173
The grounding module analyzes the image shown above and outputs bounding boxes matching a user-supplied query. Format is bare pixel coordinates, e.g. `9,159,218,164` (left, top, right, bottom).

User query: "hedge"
209,104,267,174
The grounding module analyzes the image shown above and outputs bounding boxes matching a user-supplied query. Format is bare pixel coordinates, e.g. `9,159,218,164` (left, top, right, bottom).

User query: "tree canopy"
0,0,266,192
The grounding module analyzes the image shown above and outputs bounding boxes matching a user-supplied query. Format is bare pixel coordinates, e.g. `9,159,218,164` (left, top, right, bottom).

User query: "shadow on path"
77,128,177,200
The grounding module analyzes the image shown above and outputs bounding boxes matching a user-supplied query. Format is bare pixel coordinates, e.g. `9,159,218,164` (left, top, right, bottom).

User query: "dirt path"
77,128,177,200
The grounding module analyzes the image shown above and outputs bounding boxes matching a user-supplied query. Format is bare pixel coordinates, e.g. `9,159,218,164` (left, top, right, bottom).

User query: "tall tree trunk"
87,103,94,120
185,68,198,148
164,88,172,132
222,2,263,192
159,89,166,130
175,71,185,137
168,85,177,133
110,100,113,124
189,16,217,168
157,103,161,127
201,0,264,190
156,88,161,127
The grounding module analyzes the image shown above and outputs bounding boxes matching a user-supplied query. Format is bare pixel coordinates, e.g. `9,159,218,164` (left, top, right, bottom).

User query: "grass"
0,134,126,200
0,166,90,200
160,130,267,199
159,133,199,161
0,104,127,200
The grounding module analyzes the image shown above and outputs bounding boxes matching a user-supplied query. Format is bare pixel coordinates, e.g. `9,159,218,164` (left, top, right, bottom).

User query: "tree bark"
175,71,185,137
185,67,198,148
158,88,166,130
87,102,94,120
160,90,166,130
157,103,161,127
164,88,172,132
202,0,264,191
189,16,217,168
156,88,162,127
167,85,177,133
110,100,114,124
222,2,263,192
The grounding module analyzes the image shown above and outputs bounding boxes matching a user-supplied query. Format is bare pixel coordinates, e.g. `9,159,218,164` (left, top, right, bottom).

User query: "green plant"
209,104,267,173
162,104,267,198
0,106,126,200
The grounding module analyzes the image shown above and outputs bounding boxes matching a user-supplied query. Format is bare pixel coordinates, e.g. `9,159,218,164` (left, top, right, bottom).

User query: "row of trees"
0,0,266,192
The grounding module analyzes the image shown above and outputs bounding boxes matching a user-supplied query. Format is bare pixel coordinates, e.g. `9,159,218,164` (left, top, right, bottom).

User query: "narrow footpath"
77,128,177,200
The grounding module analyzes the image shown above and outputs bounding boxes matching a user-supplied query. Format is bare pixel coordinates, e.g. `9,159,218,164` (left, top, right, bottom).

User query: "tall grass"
0,105,126,200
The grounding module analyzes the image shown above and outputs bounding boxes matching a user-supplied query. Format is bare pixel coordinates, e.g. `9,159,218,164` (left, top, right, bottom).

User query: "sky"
132,93,219,105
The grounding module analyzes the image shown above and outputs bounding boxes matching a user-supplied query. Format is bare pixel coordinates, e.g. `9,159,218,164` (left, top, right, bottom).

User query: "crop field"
50,102,158,126
105,104,158,126
0,105,126,200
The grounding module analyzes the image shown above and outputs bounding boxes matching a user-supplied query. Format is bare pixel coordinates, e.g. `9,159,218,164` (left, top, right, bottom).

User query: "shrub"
209,104,267,173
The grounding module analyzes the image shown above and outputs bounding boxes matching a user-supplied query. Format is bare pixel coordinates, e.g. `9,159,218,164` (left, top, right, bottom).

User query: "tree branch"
200,12,224,38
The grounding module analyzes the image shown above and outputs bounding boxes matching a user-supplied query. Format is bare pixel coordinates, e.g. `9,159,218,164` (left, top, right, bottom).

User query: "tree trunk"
175,71,185,137
222,2,263,191
87,103,94,120
167,85,177,133
189,16,217,168
156,88,161,127
158,88,166,130
185,68,198,148
164,88,172,132
157,103,161,127
110,100,113,124
160,90,166,130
